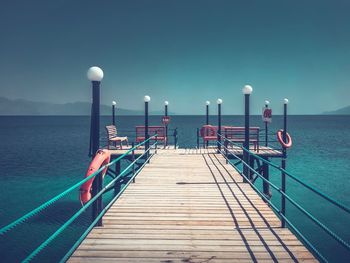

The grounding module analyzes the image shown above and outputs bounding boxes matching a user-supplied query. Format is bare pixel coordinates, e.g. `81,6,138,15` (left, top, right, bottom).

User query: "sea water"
0,115,349,262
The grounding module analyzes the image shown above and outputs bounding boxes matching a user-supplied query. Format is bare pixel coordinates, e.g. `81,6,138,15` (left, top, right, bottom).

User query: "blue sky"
0,0,349,114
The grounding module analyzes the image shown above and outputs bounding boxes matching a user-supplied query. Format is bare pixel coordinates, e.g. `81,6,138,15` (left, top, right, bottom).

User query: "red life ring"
79,149,111,204
277,129,292,148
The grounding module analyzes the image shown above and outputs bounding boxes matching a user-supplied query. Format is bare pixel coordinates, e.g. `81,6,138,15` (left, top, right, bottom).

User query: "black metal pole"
217,103,221,151
206,104,209,147
281,101,287,228
265,104,268,147
174,128,178,149
196,128,200,149
91,80,103,226
114,160,121,195
132,142,136,183
243,94,250,182
112,104,115,126
262,156,271,199
145,101,149,159
206,104,209,125
165,104,168,146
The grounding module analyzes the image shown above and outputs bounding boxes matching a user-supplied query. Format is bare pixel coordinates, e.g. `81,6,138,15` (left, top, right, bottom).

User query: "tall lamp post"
242,85,253,182
264,100,270,147
144,95,151,159
281,98,288,228
112,101,116,125
205,100,210,125
164,100,169,146
217,99,222,151
87,66,104,226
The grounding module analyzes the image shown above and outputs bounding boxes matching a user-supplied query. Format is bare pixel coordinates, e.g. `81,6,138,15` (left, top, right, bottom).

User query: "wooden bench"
135,126,167,147
224,126,260,151
105,125,128,149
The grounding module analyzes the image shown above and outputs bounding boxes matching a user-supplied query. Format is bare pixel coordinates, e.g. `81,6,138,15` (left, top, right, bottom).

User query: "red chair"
200,125,217,148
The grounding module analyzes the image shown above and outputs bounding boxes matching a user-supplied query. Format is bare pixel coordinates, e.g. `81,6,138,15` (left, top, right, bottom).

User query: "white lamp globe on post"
87,66,104,82
87,66,104,226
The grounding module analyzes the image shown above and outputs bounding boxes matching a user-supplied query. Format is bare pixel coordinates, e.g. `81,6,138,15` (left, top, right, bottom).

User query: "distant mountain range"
324,105,350,115
0,97,165,115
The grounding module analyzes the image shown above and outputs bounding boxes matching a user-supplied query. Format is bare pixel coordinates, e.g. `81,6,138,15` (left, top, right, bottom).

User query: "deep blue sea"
0,115,350,262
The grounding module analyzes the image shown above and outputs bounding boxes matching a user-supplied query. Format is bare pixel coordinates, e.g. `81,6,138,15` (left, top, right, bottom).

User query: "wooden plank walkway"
70,149,316,262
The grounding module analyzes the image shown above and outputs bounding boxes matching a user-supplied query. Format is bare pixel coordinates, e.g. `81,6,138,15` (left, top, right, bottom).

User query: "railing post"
281,99,288,228
262,157,271,199
174,128,178,149
249,156,254,181
225,132,228,164
155,131,158,155
132,142,136,183
114,159,121,194
196,128,200,149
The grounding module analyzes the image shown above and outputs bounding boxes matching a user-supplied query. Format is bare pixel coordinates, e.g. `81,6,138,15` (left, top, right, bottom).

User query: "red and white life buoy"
277,129,292,148
79,149,111,204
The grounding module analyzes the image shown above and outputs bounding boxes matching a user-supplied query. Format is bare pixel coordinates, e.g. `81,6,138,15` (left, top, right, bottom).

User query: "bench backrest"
106,125,118,139
136,126,166,137
224,126,260,139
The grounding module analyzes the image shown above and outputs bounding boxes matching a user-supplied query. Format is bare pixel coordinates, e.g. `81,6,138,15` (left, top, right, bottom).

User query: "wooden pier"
69,148,316,262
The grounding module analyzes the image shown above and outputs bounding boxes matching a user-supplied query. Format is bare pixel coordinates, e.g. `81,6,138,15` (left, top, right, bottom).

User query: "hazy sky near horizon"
0,0,349,114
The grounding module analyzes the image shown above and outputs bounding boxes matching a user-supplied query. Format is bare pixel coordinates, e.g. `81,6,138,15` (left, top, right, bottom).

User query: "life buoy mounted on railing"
80,149,111,205
277,129,292,148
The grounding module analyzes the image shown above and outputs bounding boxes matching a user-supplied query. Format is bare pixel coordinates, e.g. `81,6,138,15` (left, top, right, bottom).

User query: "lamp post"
205,100,210,125
164,100,169,146
144,95,151,159
217,99,222,151
242,85,253,182
87,66,104,226
281,98,288,228
264,100,270,147
112,101,116,126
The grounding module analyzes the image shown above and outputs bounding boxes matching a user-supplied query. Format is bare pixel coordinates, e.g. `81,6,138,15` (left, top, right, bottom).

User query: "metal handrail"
0,135,156,236
218,133,350,214
0,136,158,262
216,136,350,262
23,141,157,262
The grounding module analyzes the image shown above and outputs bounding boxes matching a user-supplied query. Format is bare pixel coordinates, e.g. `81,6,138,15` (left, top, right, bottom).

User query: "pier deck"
70,149,316,262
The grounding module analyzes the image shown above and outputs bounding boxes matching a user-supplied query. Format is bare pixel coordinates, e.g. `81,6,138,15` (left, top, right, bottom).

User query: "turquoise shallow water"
0,115,349,262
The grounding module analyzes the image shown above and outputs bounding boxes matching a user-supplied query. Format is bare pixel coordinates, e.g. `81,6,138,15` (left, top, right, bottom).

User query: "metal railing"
0,136,158,262
216,133,350,263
